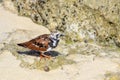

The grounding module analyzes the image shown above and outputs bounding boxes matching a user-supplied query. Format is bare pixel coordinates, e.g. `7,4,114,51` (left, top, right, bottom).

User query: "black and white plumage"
17,32,64,59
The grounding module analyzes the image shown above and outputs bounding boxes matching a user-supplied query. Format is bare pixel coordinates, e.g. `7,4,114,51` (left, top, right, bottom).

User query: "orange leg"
40,52,51,60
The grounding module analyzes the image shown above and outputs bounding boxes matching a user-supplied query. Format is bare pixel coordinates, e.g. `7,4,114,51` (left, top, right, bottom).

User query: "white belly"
47,47,52,51
53,40,57,47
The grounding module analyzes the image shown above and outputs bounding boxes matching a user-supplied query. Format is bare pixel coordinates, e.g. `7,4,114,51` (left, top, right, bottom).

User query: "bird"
17,32,64,59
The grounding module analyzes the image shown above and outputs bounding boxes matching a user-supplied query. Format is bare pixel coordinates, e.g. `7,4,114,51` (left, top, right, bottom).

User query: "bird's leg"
40,52,51,60
40,52,44,60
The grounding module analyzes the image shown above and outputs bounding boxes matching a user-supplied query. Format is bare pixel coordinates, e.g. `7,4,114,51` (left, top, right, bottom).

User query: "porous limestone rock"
82,0,120,27
3,0,17,13
3,0,120,47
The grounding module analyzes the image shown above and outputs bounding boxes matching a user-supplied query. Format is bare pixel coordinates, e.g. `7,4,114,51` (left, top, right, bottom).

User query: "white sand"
0,6,119,80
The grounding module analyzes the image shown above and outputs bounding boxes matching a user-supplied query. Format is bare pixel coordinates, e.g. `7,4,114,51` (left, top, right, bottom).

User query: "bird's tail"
17,42,28,48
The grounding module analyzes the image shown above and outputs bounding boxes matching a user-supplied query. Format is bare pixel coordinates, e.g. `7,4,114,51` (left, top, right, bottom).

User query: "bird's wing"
29,34,51,51
18,34,51,51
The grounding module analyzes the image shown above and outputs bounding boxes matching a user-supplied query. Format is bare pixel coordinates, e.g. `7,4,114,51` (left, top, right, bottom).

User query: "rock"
6,29,41,43
82,0,120,26
44,66,50,72
0,43,4,52
0,32,10,44
1,3,120,80
1,0,120,62
0,50,21,67
3,0,17,13
3,0,120,47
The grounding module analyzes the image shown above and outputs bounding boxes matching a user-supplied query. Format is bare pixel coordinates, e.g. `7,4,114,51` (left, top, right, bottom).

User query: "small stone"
44,66,50,72
84,40,88,43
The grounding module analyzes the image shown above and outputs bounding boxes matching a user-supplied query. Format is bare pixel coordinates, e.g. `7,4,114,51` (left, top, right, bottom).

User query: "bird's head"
50,32,64,40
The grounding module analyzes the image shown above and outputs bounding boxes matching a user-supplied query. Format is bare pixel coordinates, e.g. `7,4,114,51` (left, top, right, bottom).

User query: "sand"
0,5,119,80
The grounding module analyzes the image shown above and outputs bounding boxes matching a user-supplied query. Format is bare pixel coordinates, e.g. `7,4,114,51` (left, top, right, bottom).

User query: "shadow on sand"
17,50,61,57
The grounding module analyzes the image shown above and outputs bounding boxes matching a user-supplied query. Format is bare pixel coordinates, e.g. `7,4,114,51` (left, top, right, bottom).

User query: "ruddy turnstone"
17,32,64,59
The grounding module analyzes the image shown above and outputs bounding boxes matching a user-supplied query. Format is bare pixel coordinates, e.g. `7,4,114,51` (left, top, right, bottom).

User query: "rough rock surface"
2,0,17,13
3,0,120,47
0,5,74,71
82,0,120,26
1,2,120,80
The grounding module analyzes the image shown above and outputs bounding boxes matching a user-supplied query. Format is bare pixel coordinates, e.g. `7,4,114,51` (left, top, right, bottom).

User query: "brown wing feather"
18,34,50,51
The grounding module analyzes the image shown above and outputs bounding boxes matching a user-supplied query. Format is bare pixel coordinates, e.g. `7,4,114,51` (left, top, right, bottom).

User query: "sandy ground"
0,6,119,80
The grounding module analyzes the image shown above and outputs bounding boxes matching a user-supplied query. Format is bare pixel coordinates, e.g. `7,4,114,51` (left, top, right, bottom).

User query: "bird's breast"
49,39,59,48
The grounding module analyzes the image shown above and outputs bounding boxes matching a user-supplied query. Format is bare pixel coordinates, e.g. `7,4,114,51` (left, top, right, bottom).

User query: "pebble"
44,66,50,72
